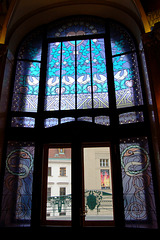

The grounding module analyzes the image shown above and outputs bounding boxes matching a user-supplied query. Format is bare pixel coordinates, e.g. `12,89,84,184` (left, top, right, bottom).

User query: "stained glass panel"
11,61,41,112
110,22,135,56
61,41,75,110
17,29,42,61
77,116,92,122
91,39,109,108
0,141,35,226
45,42,61,111
119,112,144,125
44,118,59,128
95,116,110,126
47,16,105,38
120,137,157,228
11,117,35,128
60,117,75,124
77,39,92,109
113,53,143,108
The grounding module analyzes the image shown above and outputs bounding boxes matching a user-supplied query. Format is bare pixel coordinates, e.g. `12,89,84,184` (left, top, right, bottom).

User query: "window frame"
1,17,158,228
60,167,66,177
7,18,147,133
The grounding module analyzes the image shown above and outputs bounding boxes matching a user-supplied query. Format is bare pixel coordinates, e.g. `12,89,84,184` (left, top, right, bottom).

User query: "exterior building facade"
46,147,113,220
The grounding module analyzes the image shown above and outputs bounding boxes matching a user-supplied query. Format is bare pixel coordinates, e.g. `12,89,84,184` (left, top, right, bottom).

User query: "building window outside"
48,167,51,176
100,159,109,167
47,188,51,198
60,188,66,196
60,167,66,176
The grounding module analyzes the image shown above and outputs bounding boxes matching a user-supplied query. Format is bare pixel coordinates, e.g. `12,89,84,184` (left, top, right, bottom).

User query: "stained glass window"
119,112,144,125
17,29,42,61
60,117,75,124
5,16,157,228
45,38,109,111
77,116,92,123
0,141,35,226
91,39,108,108
95,116,110,126
11,61,41,112
44,116,110,127
45,42,61,111
11,117,35,128
61,41,76,110
44,118,59,128
120,137,157,228
11,29,42,113
11,17,144,127
113,53,143,108
110,22,135,56
47,16,105,38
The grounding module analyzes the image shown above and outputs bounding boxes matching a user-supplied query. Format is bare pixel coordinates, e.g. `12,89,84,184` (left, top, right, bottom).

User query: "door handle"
80,208,87,217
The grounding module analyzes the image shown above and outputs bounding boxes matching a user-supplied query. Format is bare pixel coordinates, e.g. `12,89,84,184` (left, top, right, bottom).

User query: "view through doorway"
43,144,114,226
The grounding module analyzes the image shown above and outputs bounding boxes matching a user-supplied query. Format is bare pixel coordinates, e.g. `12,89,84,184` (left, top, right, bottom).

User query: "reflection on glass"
46,148,72,221
83,147,114,221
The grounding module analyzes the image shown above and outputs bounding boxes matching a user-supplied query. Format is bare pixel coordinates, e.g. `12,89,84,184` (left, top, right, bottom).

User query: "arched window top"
47,16,106,38
17,28,43,61
12,16,143,127
110,21,136,55
17,16,136,61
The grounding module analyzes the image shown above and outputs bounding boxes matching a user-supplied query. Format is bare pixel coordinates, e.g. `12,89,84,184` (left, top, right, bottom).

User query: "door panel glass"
46,147,72,221
83,147,114,221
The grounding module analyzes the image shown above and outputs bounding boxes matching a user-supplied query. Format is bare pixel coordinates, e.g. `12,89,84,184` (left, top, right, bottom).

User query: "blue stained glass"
95,116,110,126
44,118,58,128
110,22,135,56
60,117,75,124
61,41,75,110
11,117,35,128
45,42,61,111
0,141,35,226
113,53,143,108
91,39,109,108
11,61,41,112
47,16,105,38
18,29,42,61
120,137,157,228
119,111,144,124
77,116,92,122
77,39,92,109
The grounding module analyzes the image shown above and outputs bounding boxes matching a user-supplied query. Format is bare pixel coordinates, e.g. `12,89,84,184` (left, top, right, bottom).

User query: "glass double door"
42,142,114,227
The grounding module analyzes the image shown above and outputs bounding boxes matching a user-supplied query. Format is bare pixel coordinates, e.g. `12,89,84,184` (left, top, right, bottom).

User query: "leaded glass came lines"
11,61,41,112
47,16,105,38
45,38,109,111
120,137,158,228
113,53,143,108
4,15,158,229
91,39,108,108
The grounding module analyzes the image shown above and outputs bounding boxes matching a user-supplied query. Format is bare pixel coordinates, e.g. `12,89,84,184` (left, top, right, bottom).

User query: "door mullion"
72,140,83,228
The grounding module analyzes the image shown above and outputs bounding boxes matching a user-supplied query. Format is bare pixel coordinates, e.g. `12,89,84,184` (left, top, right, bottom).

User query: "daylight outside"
46,147,113,221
